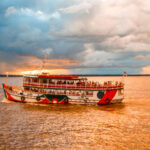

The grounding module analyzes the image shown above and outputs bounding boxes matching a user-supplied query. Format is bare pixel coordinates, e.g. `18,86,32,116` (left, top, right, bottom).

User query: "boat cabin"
23,75,87,86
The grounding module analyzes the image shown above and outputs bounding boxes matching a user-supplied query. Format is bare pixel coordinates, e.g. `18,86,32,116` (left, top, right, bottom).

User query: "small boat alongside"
2,73,124,105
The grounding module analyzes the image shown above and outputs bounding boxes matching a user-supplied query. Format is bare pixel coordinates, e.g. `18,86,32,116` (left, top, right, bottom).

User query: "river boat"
2,73,124,105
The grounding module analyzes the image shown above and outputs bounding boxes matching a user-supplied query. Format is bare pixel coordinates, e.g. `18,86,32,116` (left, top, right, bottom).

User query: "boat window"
24,77,28,82
24,77,30,82
48,79,51,83
43,79,47,83
86,91,93,96
28,78,31,83
24,87,30,91
33,78,38,82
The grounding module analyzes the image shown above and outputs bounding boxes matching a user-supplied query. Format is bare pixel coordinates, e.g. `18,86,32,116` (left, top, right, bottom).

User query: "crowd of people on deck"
24,78,124,88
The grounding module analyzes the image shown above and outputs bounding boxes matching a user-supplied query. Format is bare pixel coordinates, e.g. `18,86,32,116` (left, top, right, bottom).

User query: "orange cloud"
141,66,150,74
0,55,80,75
22,69,70,75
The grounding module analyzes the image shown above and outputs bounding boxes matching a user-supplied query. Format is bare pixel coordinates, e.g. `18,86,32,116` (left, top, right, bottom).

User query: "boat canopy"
23,74,87,80
38,75,79,80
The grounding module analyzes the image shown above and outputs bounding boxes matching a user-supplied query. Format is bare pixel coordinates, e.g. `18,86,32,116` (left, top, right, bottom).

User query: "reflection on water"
0,77,150,149
22,102,126,114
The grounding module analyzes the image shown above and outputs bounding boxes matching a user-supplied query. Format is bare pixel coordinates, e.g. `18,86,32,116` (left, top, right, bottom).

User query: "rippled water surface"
0,76,150,150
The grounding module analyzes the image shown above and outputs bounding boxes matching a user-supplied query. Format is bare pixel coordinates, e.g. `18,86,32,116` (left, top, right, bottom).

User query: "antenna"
40,52,49,74
6,72,8,84
40,48,51,73
122,71,127,84
41,54,47,70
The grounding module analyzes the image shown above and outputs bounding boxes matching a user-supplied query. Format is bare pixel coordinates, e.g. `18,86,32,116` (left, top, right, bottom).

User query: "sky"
0,0,150,75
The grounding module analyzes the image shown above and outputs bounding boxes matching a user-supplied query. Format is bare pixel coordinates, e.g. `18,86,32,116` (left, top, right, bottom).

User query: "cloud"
56,0,150,52
101,35,150,52
1,0,150,74
78,43,118,67
0,51,80,74
5,6,17,17
40,48,53,57
5,6,60,21
22,69,70,75
57,0,137,37
59,1,91,14
134,55,150,60
141,66,150,74
20,8,60,20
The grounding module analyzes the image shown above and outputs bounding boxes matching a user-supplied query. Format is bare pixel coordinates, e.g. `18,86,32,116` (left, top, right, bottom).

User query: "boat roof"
24,74,87,80
38,75,79,79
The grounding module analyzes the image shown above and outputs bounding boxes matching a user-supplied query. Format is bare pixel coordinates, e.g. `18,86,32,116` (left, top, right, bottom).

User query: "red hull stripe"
98,90,117,104
40,98,50,104
52,98,59,104
3,83,6,88
5,90,23,102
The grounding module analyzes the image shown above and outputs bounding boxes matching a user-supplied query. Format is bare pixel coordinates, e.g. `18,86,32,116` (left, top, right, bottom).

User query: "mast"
6,72,8,84
41,52,49,73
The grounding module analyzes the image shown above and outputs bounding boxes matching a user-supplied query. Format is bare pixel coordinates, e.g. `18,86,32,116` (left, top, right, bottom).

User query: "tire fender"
21,96,25,102
36,96,41,101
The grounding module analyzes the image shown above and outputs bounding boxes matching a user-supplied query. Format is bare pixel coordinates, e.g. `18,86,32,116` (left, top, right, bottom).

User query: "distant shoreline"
0,75,23,77
0,74,150,77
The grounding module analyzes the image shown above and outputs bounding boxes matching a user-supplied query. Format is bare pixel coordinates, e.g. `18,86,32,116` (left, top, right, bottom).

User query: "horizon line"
1,74,150,77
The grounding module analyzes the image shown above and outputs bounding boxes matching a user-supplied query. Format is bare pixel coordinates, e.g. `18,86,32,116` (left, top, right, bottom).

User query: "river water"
0,76,150,150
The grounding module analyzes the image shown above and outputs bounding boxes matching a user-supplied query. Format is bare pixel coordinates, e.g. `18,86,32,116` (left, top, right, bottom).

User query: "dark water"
0,77,150,150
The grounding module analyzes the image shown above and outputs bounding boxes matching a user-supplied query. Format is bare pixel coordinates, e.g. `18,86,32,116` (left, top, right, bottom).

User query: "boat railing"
23,81,124,90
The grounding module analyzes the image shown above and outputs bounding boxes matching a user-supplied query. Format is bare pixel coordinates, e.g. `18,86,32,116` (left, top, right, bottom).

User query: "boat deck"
23,82,123,91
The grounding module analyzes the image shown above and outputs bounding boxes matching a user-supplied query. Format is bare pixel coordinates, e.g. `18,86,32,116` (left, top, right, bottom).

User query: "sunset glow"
21,69,70,75
141,66,150,74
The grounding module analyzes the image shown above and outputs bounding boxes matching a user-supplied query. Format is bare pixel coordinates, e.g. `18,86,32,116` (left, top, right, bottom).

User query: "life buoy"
97,91,105,99
36,96,41,101
105,98,110,104
63,98,68,104
21,96,25,102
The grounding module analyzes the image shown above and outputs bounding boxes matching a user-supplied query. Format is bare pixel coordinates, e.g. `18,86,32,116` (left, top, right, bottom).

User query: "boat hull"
2,84,124,105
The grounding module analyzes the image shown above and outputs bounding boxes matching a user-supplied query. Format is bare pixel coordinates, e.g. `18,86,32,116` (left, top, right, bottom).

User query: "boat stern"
98,88,124,105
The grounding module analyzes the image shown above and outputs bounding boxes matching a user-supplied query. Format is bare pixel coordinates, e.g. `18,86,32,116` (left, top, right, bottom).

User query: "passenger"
121,82,123,86
92,81,95,87
115,81,118,86
89,81,91,86
77,81,80,86
95,82,97,87
72,91,75,95
19,89,23,95
82,82,85,86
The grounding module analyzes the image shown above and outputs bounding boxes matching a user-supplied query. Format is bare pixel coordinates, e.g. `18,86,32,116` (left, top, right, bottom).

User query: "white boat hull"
3,84,124,105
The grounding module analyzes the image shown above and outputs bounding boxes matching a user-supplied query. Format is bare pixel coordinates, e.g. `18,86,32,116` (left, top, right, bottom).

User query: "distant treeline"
0,74,150,77
0,75,23,77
